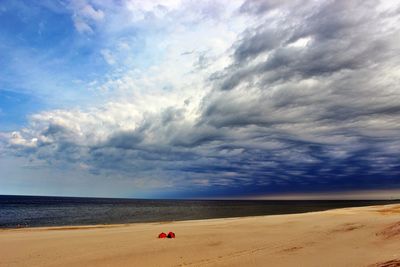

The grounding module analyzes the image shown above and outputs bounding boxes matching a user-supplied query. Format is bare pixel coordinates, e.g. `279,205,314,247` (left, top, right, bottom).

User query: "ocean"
0,195,398,228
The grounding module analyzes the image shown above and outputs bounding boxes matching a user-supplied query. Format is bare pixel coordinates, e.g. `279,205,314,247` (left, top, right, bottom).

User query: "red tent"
158,232,167,238
167,232,175,238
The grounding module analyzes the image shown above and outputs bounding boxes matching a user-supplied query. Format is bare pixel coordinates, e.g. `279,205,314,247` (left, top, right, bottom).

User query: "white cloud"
73,16,94,34
68,0,104,34
80,2,104,21
100,49,116,65
287,36,312,48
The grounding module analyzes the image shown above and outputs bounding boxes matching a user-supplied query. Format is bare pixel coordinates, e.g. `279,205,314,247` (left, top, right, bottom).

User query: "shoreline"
2,200,399,231
1,203,399,266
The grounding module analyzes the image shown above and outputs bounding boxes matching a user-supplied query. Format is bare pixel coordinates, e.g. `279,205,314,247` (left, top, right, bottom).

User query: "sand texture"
1,204,400,267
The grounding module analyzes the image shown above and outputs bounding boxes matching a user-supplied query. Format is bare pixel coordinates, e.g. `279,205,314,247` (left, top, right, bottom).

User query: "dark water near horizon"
0,195,398,228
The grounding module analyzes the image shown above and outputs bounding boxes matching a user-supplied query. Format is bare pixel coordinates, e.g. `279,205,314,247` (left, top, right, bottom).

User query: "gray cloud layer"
4,0,400,197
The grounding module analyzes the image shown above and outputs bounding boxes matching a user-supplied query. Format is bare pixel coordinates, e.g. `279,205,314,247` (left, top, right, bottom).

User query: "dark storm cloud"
233,27,288,63
197,0,400,194
239,0,299,15
4,0,400,196
220,0,399,91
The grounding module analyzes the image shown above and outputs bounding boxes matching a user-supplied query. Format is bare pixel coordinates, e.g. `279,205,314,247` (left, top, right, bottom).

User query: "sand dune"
1,204,400,267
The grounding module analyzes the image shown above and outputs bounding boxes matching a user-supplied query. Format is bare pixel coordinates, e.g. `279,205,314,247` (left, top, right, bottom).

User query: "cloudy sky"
1,0,400,199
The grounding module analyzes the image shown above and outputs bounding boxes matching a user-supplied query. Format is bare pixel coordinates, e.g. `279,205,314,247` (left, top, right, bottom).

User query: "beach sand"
1,204,400,267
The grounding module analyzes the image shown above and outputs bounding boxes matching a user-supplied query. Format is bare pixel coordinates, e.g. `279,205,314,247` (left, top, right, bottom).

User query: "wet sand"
1,204,400,267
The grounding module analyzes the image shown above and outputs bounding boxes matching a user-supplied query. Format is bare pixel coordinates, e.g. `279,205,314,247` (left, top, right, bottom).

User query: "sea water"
0,195,398,228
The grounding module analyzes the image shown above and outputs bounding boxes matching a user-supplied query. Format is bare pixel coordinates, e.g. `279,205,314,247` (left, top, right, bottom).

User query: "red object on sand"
158,232,167,238
167,232,175,238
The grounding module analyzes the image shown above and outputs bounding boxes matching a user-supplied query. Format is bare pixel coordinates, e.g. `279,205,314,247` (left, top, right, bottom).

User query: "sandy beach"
0,204,399,267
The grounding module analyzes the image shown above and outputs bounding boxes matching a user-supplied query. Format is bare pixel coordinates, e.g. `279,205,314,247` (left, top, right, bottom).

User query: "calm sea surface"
0,195,398,228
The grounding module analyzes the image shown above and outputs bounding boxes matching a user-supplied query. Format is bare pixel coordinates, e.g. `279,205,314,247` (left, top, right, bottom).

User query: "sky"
0,0,400,199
